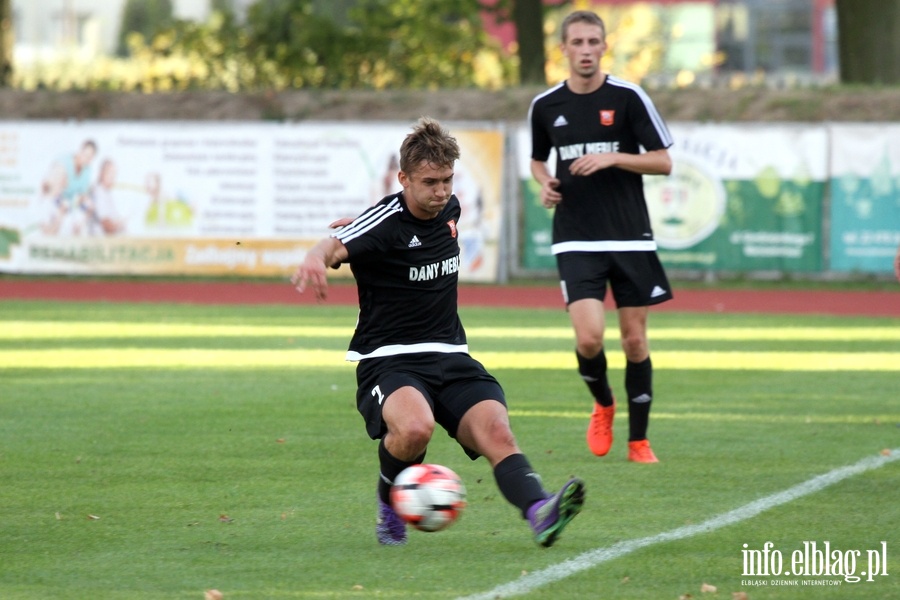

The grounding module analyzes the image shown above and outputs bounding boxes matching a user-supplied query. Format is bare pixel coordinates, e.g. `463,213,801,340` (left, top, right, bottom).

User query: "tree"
0,0,11,86
510,0,546,85
211,0,236,14
241,0,513,89
245,0,354,87
348,0,504,88
484,0,548,85
836,0,900,85
117,0,175,56
95,0,514,91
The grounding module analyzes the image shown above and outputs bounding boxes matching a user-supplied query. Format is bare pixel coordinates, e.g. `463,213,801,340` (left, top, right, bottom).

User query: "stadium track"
1,278,899,317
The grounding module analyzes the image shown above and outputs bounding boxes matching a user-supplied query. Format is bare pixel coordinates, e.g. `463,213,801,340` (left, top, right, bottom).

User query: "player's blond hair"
399,117,460,175
561,10,606,43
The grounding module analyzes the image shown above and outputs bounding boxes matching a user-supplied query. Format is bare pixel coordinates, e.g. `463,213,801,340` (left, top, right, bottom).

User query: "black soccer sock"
576,349,615,407
625,357,653,441
493,453,549,519
377,438,425,505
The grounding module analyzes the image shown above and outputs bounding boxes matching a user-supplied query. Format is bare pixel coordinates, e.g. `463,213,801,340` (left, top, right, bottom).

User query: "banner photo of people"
0,122,504,282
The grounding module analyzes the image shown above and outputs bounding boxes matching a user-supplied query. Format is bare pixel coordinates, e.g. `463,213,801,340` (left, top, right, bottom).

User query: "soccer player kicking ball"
292,117,585,546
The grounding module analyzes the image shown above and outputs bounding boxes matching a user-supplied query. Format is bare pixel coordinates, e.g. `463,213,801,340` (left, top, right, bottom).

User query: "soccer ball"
390,463,467,532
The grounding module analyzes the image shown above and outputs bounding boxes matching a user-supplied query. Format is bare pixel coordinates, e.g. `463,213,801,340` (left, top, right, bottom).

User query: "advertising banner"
517,123,828,273
516,127,555,271
828,124,900,274
647,124,827,272
0,121,504,281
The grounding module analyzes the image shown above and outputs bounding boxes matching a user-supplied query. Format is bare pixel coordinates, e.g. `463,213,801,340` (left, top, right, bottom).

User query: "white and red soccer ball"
390,463,467,532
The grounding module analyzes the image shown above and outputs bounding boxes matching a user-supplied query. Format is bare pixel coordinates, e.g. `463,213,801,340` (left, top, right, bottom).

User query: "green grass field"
1,299,898,600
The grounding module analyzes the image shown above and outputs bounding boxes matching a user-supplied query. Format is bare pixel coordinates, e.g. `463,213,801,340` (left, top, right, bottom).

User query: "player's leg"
446,362,584,548
375,386,435,543
382,385,435,461
610,251,672,463
618,307,658,463
451,386,545,515
569,298,617,456
456,400,586,547
558,252,617,456
357,359,436,545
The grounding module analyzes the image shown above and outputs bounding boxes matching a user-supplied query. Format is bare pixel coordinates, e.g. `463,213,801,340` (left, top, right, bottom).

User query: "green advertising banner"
517,124,828,273
520,176,555,270
828,124,900,275
650,124,827,272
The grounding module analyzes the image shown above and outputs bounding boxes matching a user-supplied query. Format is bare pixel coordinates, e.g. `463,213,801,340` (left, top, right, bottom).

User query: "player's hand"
291,255,329,301
541,178,562,208
569,153,617,176
329,217,353,229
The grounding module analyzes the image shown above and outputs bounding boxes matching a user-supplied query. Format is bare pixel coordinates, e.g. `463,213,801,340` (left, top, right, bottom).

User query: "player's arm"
291,236,349,301
530,159,562,208
569,148,672,177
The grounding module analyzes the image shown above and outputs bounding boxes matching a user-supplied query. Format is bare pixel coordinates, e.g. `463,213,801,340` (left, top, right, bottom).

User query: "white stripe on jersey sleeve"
606,76,674,148
334,198,402,244
527,82,565,122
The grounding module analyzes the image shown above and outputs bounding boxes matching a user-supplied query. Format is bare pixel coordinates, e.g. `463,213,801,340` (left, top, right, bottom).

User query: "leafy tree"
82,0,515,91
511,0,545,85
311,0,356,25
117,0,175,57
245,0,356,88
836,0,900,84
347,0,510,89
242,0,513,89
211,0,237,15
0,0,11,86
486,0,546,85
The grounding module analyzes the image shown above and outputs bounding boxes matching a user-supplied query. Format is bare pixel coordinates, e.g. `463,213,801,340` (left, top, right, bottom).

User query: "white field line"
455,449,900,600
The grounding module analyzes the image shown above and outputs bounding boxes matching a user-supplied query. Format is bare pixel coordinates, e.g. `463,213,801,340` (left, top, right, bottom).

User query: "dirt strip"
1,279,898,317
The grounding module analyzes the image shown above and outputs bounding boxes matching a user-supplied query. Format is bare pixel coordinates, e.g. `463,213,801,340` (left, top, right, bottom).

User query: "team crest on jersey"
447,219,457,238
600,110,615,126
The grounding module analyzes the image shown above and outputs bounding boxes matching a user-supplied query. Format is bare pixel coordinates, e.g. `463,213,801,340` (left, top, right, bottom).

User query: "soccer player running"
528,10,674,463
292,117,585,547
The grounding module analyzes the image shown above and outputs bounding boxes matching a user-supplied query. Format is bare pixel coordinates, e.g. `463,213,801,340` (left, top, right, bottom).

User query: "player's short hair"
561,10,606,43
399,117,460,175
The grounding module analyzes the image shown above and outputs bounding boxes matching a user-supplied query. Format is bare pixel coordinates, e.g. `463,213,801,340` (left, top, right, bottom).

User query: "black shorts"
556,251,673,308
355,352,506,458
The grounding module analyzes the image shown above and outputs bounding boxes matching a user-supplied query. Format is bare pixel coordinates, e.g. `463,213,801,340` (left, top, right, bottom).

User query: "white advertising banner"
0,121,504,281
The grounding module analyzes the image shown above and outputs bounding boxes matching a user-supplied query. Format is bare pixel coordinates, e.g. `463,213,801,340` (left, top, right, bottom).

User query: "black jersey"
333,191,466,361
529,76,674,254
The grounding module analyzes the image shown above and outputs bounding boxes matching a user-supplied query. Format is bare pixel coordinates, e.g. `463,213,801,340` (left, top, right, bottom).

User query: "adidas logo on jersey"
650,285,667,298
408,236,422,248
553,115,568,127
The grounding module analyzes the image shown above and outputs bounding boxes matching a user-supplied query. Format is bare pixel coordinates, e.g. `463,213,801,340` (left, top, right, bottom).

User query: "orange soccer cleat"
586,401,615,457
627,439,659,463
